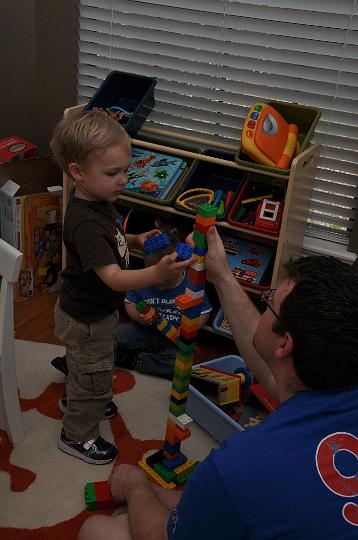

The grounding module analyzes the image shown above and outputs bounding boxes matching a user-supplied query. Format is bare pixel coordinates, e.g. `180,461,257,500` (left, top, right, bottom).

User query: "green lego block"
153,463,177,483
176,462,200,487
173,370,191,385
177,341,196,355
135,300,147,312
84,482,96,510
193,229,207,249
197,203,217,218
173,364,192,379
172,380,191,394
169,401,187,416
176,349,195,362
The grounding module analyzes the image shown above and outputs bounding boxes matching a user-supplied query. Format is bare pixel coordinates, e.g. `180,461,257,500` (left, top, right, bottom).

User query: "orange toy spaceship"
241,103,300,169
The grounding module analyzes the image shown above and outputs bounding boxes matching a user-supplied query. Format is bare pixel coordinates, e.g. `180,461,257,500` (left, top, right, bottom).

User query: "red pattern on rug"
0,369,164,539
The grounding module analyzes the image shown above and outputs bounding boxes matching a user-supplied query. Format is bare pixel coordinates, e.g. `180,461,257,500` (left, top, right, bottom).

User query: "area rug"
0,340,218,539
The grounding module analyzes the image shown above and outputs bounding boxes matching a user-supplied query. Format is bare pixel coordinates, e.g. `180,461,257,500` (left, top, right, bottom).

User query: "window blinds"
77,0,358,255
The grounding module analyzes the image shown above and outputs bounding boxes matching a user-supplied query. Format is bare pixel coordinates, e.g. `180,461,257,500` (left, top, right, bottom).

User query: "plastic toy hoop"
176,188,214,211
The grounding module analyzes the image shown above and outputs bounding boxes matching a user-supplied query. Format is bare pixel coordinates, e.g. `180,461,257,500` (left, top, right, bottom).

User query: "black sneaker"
115,348,138,370
59,396,118,419
58,431,117,464
51,355,69,376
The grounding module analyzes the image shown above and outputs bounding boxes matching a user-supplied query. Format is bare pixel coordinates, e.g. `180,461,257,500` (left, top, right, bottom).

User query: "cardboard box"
0,158,63,300
0,136,36,164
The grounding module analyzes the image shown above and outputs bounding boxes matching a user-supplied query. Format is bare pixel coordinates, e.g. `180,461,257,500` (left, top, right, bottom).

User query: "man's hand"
205,226,231,284
109,464,149,504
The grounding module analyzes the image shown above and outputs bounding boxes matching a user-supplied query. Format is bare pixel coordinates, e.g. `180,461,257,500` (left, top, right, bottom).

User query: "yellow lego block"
174,459,195,475
138,459,176,490
171,388,189,401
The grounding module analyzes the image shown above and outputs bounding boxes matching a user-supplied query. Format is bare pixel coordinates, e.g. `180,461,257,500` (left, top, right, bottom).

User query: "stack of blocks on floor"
137,203,217,489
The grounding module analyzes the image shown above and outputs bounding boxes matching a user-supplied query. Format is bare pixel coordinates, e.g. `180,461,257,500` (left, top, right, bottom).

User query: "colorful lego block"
176,242,194,261
175,293,203,310
138,459,176,490
168,412,193,429
197,203,217,218
144,232,171,254
84,481,117,511
135,301,178,344
162,453,187,470
193,229,207,249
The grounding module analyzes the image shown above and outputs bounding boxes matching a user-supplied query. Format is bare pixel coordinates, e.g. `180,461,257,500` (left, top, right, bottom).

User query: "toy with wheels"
241,103,299,169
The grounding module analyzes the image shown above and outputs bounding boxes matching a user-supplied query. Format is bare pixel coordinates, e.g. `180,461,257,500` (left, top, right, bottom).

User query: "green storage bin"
235,100,321,175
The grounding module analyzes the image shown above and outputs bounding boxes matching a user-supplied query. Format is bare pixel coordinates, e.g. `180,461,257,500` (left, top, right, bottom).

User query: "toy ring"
176,188,214,211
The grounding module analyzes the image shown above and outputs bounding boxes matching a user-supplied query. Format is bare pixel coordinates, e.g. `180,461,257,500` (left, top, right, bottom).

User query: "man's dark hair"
273,256,358,391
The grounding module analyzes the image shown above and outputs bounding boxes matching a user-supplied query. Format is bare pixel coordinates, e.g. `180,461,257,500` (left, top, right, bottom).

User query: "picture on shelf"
125,147,186,200
220,233,274,285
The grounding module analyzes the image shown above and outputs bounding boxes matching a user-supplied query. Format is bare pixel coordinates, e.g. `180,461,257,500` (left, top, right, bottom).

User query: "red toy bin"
227,175,286,238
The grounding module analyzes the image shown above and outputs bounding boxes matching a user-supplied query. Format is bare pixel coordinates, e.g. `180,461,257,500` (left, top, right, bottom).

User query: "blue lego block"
186,281,204,293
181,305,203,319
164,440,181,455
144,232,171,254
176,242,194,261
162,453,187,470
193,246,207,257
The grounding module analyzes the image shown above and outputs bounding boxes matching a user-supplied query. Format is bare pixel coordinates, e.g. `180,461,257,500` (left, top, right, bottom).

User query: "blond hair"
50,109,131,176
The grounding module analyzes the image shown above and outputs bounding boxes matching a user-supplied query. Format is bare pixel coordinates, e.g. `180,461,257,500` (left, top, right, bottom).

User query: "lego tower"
138,203,217,488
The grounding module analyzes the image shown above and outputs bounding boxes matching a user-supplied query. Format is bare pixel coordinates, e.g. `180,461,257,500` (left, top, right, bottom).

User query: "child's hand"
136,229,161,249
155,250,196,283
138,312,153,326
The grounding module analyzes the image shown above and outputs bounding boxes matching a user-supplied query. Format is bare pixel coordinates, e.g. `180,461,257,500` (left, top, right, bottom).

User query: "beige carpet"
0,340,218,538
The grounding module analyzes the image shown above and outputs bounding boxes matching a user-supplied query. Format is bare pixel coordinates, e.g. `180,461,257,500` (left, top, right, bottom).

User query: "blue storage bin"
187,355,255,442
212,308,233,337
85,71,157,137
174,149,244,220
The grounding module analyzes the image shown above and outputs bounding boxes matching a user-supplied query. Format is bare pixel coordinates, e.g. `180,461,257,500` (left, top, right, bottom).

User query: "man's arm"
205,226,278,399
109,465,178,540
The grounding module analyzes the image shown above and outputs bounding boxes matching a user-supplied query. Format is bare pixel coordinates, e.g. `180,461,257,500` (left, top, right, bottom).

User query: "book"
221,233,274,285
124,147,186,200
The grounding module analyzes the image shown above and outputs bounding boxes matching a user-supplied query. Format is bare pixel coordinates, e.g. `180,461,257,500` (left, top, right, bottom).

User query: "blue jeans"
116,322,177,380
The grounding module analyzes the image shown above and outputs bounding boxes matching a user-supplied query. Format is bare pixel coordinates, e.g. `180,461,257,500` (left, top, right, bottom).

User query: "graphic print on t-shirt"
114,217,129,268
316,431,358,527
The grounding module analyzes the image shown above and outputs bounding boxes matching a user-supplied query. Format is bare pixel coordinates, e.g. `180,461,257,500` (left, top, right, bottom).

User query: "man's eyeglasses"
260,288,280,319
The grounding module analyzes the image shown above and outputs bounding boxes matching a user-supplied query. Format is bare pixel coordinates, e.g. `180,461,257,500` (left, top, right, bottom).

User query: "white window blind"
77,0,358,255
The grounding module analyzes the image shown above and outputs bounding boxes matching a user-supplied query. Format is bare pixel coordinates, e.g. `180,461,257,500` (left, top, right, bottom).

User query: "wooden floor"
14,292,237,362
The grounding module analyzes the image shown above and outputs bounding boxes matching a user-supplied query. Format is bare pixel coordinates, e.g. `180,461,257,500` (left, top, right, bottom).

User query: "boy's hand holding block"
84,481,117,511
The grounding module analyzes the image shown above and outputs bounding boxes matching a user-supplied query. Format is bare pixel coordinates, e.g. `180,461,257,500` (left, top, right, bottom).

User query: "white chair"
0,239,25,444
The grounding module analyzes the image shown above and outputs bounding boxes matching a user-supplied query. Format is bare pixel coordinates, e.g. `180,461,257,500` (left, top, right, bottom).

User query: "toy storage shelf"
61,105,320,338
115,138,320,289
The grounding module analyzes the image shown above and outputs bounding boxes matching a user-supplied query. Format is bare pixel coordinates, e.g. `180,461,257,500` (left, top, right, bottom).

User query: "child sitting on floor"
116,236,212,379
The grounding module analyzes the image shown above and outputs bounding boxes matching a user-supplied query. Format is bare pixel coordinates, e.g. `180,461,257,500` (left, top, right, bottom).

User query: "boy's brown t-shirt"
60,192,129,323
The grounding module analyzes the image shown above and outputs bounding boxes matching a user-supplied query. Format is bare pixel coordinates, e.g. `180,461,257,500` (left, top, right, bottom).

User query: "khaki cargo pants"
54,299,117,442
